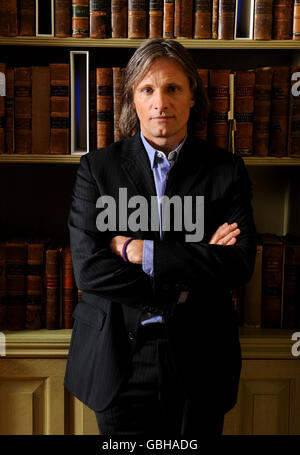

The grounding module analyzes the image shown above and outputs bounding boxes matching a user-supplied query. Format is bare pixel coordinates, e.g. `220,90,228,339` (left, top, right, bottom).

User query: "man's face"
132,57,195,151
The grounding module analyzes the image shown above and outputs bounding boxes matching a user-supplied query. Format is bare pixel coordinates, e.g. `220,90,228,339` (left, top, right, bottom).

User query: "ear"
190,98,195,108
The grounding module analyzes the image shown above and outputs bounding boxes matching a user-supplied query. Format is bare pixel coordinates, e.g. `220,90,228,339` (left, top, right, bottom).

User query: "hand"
109,236,144,264
209,222,240,245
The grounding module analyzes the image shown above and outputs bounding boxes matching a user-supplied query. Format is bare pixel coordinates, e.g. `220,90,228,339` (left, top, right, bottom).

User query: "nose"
153,89,168,112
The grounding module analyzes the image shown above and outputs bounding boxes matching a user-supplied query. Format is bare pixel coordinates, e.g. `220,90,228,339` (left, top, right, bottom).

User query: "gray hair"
119,38,209,139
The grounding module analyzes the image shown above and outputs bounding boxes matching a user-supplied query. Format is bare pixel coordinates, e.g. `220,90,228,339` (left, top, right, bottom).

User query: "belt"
138,322,167,342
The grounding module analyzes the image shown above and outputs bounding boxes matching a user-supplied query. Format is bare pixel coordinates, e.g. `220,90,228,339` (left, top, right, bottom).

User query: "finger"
217,228,240,245
209,223,238,244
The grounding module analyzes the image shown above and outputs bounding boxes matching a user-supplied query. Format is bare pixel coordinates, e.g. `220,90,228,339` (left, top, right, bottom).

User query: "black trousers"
95,323,224,436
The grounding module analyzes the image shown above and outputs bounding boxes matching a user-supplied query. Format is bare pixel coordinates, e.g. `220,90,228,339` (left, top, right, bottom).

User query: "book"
194,0,212,39
174,0,193,38
0,242,7,330
253,67,273,157
72,0,89,37
62,246,76,329
32,66,50,154
4,68,15,154
253,0,274,39
234,70,255,156
0,63,5,154
272,0,293,39
26,239,46,330
111,0,127,38
212,0,218,38
45,244,62,329
113,67,125,142
96,67,113,148
89,68,96,150
163,0,175,38
36,0,54,36
0,0,18,36
49,63,70,154
208,69,230,150
218,0,236,39
18,0,36,36
288,66,300,157
128,0,148,38
243,244,263,328
269,66,290,157
234,0,255,39
293,0,300,39
149,0,163,38
55,0,72,37
90,0,111,38
194,68,209,140
282,242,300,329
14,66,32,154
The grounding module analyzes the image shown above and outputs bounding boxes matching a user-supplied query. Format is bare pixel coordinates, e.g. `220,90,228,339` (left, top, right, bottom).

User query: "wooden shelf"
1,36,300,50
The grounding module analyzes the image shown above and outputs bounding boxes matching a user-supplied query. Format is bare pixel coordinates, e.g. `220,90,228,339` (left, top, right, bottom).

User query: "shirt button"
128,330,136,341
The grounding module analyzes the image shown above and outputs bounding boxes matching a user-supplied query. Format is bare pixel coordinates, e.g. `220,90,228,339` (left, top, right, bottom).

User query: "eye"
168,85,179,93
142,87,152,94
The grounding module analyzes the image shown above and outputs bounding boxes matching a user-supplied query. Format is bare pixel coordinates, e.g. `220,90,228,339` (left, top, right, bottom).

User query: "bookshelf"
1,30,300,434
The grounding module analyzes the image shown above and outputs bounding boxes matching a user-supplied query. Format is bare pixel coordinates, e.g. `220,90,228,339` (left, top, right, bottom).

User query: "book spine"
293,0,300,39
0,243,7,330
234,70,255,156
194,0,212,38
14,67,32,154
113,67,125,142
0,0,18,36
149,0,163,38
208,69,230,151
269,66,290,157
111,0,128,38
49,63,70,154
6,241,27,330
212,0,218,38
0,63,6,154
62,247,75,329
243,244,263,328
282,244,300,329
174,0,193,38
163,0,174,38
194,68,209,140
32,66,50,154
26,242,44,329
46,248,61,329
72,0,89,37
288,66,300,157
55,0,72,37
96,67,113,148
89,69,97,150
218,0,235,39
272,0,293,39
261,243,284,328
5,69,15,154
128,0,147,38
254,0,274,39
253,67,273,157
18,0,35,36
90,0,111,38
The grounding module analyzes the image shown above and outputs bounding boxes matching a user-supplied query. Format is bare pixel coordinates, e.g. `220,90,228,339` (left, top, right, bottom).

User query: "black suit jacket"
64,132,257,414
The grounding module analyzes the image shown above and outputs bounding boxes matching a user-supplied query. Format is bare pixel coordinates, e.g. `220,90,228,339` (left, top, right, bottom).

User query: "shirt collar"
140,131,187,170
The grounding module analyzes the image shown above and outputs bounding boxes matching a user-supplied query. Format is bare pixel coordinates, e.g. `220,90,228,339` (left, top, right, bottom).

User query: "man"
64,38,257,436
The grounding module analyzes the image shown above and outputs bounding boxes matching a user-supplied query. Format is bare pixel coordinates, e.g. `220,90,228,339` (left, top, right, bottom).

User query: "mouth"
151,116,175,120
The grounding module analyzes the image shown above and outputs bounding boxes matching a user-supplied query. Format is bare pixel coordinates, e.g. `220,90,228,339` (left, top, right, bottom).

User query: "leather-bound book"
46,245,62,329
0,0,17,36
261,233,284,328
32,66,50,154
194,0,212,38
89,69,96,151
269,66,290,157
212,0,218,38
6,239,27,330
113,67,125,142
149,0,163,38
194,68,209,140
26,239,46,330
0,63,5,154
288,66,300,157
0,242,7,330
72,0,89,37
243,244,263,328
62,247,76,329
282,243,300,329
96,67,113,148
293,0,300,39
112,0,127,37
55,0,72,37
253,67,273,157
208,69,230,151
218,0,235,39
18,0,35,36
174,0,193,38
14,67,32,154
128,0,148,39
234,70,255,156
5,69,15,154
90,0,111,38
272,0,293,39
254,0,274,39
49,63,70,154
163,0,174,38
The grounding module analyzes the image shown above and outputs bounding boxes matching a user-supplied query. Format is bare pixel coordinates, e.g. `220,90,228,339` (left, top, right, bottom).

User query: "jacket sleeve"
153,156,257,293
68,153,157,309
